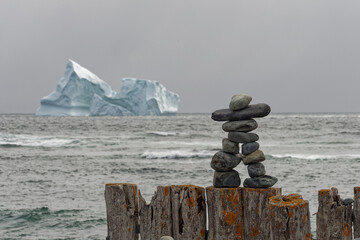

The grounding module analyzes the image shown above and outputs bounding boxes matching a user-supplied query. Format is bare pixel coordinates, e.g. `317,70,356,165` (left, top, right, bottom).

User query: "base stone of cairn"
211,94,277,188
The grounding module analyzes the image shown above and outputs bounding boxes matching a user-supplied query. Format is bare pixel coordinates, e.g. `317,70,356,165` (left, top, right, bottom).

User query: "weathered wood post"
354,187,360,238
316,187,352,240
242,188,281,239
139,186,172,240
206,187,243,240
170,185,206,240
105,183,139,240
268,194,311,240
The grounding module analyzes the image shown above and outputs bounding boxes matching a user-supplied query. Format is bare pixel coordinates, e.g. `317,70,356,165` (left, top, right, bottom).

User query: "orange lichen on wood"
164,186,170,196
343,222,351,236
319,189,331,197
303,214,307,223
235,221,242,237
251,226,260,237
224,211,238,226
269,194,307,209
200,229,205,237
288,210,293,218
187,196,194,207
305,233,311,240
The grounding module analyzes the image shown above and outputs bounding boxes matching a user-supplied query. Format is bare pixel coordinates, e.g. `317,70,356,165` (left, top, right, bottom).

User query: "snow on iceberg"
36,60,180,116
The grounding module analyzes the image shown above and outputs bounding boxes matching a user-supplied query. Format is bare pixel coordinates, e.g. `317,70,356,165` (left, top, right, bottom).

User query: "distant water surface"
0,113,359,239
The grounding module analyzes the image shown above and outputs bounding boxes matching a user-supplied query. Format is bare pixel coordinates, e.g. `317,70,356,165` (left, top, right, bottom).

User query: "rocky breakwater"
211,94,278,188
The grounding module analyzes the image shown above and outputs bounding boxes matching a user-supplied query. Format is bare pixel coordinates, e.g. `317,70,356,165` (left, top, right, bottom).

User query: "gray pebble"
243,175,278,188
243,150,265,165
247,163,266,178
343,198,354,206
228,132,259,143
213,170,241,188
222,119,258,132
159,237,174,240
242,142,260,155
210,151,242,171
229,94,252,111
211,103,271,121
222,138,239,154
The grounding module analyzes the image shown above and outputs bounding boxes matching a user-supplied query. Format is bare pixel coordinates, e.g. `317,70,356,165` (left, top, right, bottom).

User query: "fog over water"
1,0,360,113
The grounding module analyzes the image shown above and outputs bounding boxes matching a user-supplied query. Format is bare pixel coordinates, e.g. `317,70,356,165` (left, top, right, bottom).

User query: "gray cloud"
1,0,360,113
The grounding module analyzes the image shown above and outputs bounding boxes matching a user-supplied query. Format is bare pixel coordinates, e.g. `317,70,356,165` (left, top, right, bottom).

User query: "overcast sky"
1,0,360,113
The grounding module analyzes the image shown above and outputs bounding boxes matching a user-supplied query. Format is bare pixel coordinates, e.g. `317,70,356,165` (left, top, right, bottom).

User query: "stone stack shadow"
211,94,278,188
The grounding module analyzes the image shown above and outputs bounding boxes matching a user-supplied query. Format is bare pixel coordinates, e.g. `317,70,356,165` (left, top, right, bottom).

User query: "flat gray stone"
243,175,278,188
242,142,260,155
222,138,239,154
222,119,258,132
211,103,271,121
247,163,266,178
228,132,259,143
229,94,252,111
213,170,241,188
243,150,265,165
210,151,242,171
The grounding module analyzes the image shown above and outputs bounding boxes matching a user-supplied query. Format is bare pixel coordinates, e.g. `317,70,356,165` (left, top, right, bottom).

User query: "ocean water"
0,113,359,239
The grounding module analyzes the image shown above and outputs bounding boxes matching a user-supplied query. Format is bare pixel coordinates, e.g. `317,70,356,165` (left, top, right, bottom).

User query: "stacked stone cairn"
210,94,278,188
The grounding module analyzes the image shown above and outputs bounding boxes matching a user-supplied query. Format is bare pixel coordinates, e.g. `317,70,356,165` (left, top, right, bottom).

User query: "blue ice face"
36,60,180,116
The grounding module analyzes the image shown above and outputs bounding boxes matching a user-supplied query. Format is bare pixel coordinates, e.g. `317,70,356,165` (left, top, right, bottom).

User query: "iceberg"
36,60,180,116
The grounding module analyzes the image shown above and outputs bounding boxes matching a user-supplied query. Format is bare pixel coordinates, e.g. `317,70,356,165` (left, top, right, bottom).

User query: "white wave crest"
0,133,78,147
141,150,213,159
146,131,177,136
270,153,360,160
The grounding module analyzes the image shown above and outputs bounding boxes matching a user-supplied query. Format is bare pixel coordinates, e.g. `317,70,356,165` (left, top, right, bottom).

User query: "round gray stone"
243,175,278,188
242,142,260,155
213,170,241,188
229,94,252,111
159,237,174,240
247,163,266,178
210,151,242,172
343,198,354,206
222,119,258,132
242,150,265,165
228,132,259,143
222,138,239,154
211,103,271,121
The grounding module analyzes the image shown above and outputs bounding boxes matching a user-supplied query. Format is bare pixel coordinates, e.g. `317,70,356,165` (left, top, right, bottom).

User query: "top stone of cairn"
211,103,271,121
229,94,252,111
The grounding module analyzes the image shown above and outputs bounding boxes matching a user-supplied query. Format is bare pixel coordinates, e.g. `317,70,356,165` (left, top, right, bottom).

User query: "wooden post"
268,194,311,240
316,187,352,240
170,185,206,240
242,188,281,240
105,183,139,240
354,187,360,238
139,186,173,240
206,187,243,240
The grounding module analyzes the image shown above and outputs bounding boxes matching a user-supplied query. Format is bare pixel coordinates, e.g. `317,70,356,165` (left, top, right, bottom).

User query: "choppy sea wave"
0,113,359,239
0,133,79,148
141,150,214,159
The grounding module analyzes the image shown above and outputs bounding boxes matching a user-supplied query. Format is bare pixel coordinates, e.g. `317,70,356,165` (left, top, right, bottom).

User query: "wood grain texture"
269,194,311,240
171,185,206,240
105,183,139,240
206,187,243,240
354,187,360,238
242,187,281,240
316,187,352,240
